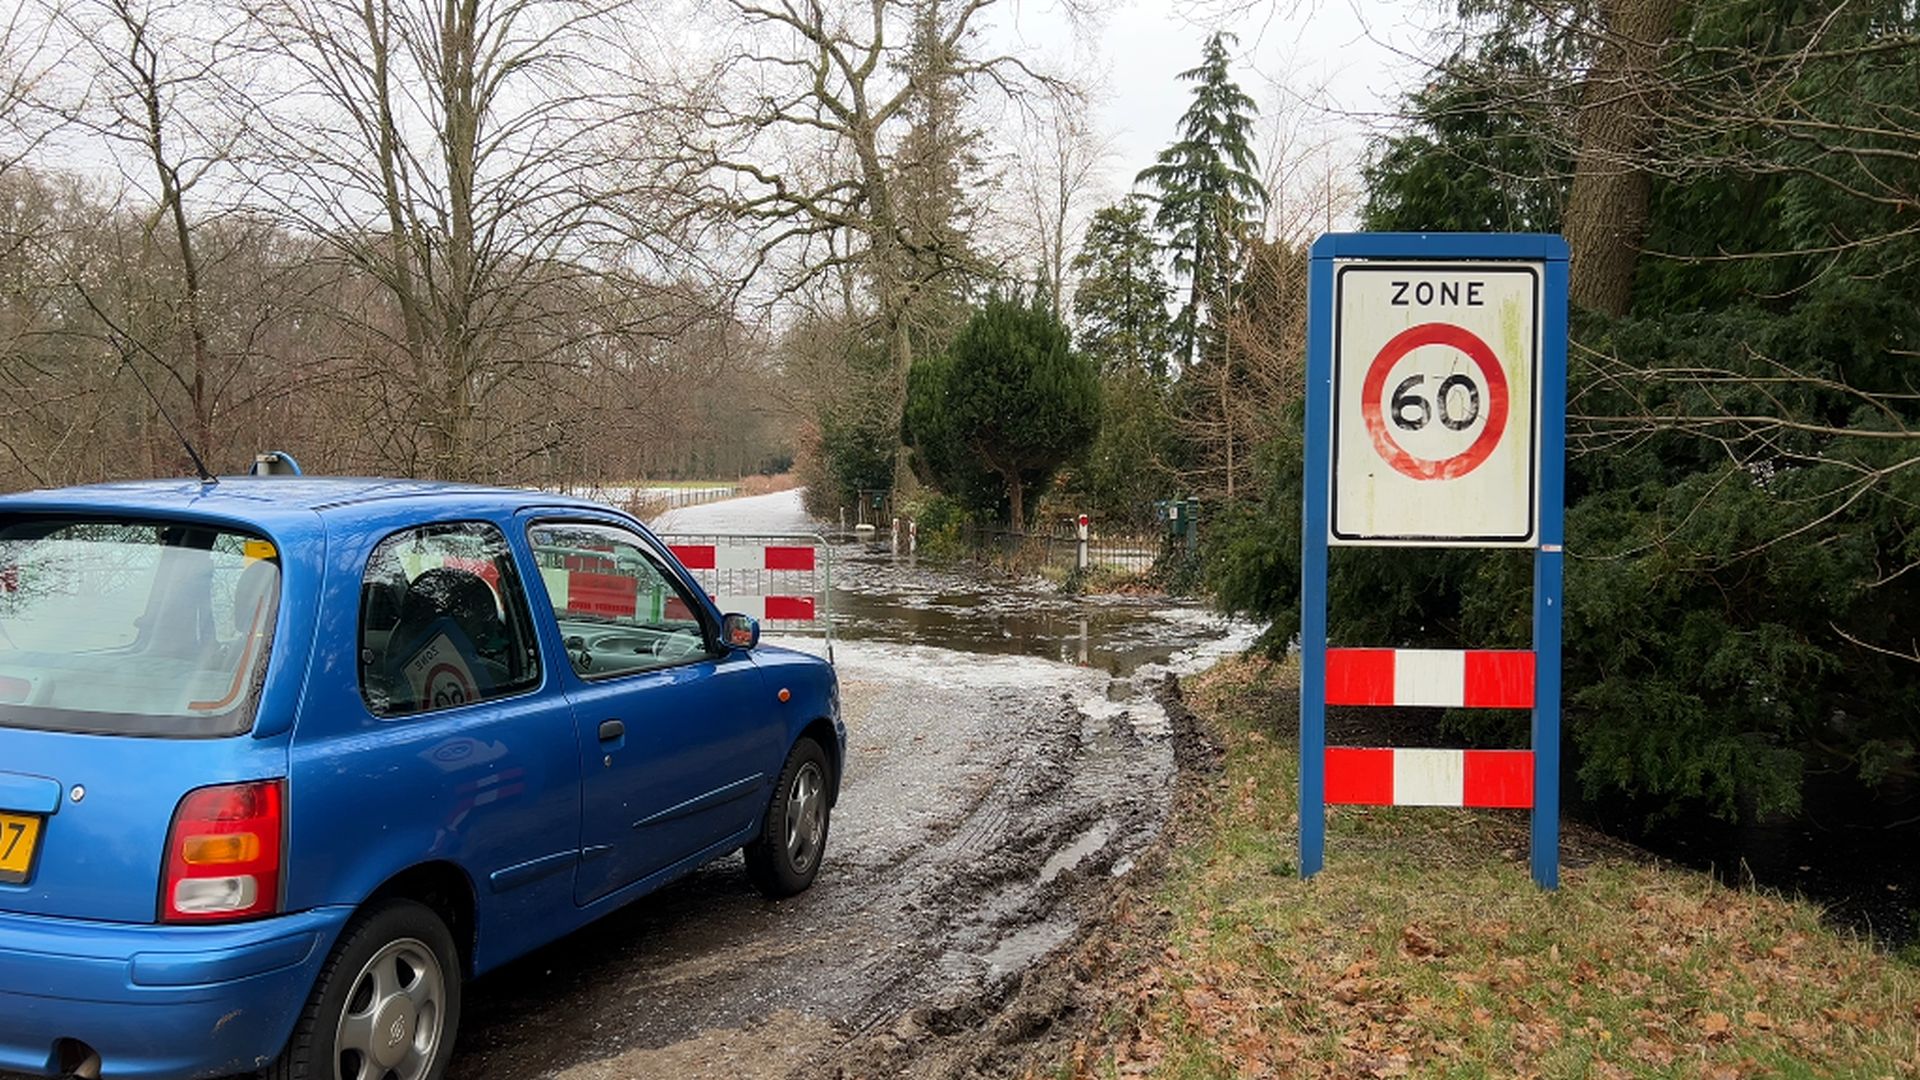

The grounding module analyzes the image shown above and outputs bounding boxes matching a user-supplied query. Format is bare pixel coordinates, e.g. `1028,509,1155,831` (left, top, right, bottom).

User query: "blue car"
0,477,843,1080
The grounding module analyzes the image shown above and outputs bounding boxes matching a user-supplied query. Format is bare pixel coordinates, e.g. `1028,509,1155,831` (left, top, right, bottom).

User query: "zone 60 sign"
1331,263,1542,545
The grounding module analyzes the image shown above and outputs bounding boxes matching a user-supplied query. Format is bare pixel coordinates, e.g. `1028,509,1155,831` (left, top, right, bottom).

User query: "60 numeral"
1391,373,1482,432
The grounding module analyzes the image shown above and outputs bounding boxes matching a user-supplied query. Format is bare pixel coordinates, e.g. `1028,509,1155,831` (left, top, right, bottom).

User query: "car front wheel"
270,899,462,1080
745,738,832,898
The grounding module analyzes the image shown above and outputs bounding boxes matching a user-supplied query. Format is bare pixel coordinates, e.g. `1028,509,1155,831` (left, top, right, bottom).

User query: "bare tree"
0,2,66,181
690,0,1069,483
55,0,259,463
245,0,706,479
1252,73,1359,244
0,0,819,495
1014,93,1108,313
1561,0,1685,314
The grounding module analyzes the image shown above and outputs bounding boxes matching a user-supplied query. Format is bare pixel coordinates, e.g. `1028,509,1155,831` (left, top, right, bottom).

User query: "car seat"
386,568,508,710
230,560,279,641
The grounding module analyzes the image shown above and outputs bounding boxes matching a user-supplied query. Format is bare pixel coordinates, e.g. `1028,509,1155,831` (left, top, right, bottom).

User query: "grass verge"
1058,655,1920,1079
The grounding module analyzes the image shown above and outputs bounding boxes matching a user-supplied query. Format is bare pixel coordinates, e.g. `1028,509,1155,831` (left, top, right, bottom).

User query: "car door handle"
598,719,625,742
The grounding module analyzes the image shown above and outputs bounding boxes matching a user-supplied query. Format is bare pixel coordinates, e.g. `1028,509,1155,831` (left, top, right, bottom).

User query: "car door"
520,515,778,907
287,515,587,972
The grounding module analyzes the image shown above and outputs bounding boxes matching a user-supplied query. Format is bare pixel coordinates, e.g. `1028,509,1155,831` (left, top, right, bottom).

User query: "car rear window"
0,518,281,737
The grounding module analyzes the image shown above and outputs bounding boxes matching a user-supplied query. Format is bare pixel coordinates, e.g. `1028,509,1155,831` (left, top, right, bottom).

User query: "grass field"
1059,656,1920,1079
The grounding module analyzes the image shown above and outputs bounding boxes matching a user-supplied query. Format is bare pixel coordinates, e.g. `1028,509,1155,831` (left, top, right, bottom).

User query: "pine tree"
1070,197,1175,379
904,292,1101,526
1136,32,1266,373
890,0,988,346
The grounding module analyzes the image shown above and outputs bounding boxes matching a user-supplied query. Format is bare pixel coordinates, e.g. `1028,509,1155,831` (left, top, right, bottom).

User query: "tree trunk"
1564,0,1685,316
1006,471,1025,530
1221,330,1234,500
439,0,480,480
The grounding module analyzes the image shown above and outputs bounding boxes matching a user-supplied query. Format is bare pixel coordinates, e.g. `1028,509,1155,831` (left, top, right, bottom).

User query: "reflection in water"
822,543,1247,677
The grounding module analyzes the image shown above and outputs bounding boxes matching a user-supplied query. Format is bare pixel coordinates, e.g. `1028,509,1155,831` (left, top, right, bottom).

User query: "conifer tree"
891,0,988,347
1071,197,1174,379
904,291,1101,526
1136,32,1266,373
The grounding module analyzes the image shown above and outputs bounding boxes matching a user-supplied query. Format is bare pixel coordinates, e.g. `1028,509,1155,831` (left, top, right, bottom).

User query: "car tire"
745,738,832,898
268,899,462,1080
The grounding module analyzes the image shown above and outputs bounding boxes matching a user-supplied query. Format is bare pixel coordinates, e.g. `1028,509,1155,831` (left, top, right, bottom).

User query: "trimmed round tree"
936,293,1101,527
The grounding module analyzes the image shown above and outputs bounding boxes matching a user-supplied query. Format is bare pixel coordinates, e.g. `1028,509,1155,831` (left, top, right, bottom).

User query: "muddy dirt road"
447,492,1255,1078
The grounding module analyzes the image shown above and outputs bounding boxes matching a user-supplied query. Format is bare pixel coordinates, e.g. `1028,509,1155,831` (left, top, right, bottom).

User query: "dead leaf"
1629,1037,1677,1067
1700,1011,1732,1041
1514,1020,1563,1053
1400,924,1444,959
1743,1010,1772,1031
1332,978,1371,1005
1367,1053,1412,1077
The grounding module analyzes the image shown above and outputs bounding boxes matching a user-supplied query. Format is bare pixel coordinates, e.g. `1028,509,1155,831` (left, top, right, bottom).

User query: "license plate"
0,812,42,883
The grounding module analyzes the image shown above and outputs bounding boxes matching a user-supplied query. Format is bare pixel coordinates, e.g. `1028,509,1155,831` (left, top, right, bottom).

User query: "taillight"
161,780,284,923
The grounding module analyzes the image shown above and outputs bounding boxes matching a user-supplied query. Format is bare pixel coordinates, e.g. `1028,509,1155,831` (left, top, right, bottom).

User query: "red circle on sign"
1360,322,1510,480
425,662,477,707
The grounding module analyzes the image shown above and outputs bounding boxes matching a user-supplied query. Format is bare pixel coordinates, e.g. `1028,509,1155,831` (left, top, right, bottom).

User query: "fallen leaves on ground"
1053,655,1920,1080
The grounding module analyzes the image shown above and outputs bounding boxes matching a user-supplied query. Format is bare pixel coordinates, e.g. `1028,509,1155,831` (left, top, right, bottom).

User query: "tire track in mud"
812,675,1229,1080
445,641,1193,1080
829,682,1168,1049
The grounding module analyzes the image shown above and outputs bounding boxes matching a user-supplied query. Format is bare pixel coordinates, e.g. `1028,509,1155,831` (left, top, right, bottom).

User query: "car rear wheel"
269,899,462,1080
745,738,831,898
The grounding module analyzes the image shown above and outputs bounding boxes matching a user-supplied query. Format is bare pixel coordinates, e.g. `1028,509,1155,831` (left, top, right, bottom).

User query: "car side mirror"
722,613,759,650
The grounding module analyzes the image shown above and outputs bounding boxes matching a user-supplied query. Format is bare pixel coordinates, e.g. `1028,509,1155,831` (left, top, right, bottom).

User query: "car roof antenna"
75,284,218,486
119,352,218,486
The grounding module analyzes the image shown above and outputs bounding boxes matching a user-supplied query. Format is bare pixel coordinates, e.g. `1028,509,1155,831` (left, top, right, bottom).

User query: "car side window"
526,522,714,680
359,522,541,716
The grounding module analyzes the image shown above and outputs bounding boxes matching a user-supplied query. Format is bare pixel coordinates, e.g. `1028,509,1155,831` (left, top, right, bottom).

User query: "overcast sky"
989,0,1450,219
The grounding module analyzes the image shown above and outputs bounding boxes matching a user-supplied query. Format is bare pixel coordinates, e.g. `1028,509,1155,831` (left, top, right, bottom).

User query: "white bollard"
1076,513,1090,571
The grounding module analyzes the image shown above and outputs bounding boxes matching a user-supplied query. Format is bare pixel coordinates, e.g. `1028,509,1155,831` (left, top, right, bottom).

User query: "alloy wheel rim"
333,936,445,1080
785,761,825,874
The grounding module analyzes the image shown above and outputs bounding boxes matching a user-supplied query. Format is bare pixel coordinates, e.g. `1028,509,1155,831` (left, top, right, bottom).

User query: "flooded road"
655,489,1247,677
447,491,1257,1078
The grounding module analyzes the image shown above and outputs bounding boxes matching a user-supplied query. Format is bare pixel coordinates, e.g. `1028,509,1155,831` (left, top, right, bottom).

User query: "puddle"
1038,822,1116,885
978,919,1076,978
818,544,1258,676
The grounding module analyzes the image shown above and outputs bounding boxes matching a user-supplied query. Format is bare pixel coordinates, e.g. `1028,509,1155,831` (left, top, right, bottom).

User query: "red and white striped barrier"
1326,648,1534,709
665,541,819,623
538,543,821,623
545,567,641,619
1325,747,1534,808
668,544,815,572
700,595,816,621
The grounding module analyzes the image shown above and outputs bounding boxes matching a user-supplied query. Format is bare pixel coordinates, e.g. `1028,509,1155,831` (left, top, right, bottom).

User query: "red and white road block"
1326,648,1534,709
1324,747,1534,808
666,542,820,623
668,544,815,572
705,594,816,621
539,542,822,623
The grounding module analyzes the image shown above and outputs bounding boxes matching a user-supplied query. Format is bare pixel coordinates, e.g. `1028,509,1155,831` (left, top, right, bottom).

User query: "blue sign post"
1299,232,1569,890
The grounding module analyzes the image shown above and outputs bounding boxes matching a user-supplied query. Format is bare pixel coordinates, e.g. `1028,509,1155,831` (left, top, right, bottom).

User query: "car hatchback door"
521,516,778,907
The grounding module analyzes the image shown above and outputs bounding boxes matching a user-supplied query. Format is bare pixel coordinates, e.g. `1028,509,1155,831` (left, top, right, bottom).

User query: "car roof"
0,476,616,522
